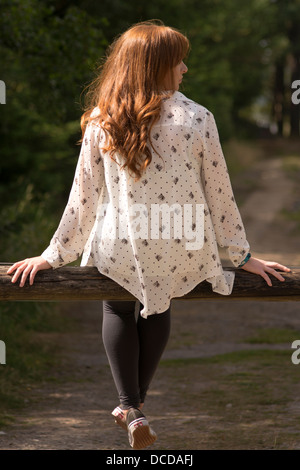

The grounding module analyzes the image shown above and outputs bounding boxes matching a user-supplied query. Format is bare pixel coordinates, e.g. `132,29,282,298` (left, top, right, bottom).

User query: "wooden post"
0,264,299,302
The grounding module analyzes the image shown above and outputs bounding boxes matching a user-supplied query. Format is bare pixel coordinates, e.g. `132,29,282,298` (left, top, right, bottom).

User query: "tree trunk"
273,60,285,136
290,53,300,137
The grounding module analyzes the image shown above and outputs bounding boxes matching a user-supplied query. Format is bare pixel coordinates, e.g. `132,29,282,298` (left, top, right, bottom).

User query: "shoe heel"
112,406,127,431
128,417,157,450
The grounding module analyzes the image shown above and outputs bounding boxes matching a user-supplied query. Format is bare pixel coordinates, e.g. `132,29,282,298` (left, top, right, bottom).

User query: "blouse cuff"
238,252,251,268
41,246,65,269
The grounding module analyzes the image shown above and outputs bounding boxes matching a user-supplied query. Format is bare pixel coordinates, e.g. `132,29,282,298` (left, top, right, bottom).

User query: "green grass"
281,155,300,180
161,348,292,367
281,208,300,232
160,348,297,411
0,301,73,423
244,327,300,344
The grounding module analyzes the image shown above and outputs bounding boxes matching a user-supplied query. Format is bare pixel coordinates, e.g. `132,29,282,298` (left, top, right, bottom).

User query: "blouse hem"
82,259,235,318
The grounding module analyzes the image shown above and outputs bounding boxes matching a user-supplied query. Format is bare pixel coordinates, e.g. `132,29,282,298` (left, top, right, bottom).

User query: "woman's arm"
197,110,291,283
198,110,250,265
7,119,105,286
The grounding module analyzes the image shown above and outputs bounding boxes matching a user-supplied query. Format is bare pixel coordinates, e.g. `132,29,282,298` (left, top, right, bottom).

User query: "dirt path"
238,157,300,265
0,154,299,450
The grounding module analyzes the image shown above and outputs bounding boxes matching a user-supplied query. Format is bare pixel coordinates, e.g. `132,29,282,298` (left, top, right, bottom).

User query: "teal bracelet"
238,252,251,267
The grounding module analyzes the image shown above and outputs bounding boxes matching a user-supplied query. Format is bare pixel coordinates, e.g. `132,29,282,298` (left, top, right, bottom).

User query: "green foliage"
0,0,108,261
0,0,107,121
0,0,108,417
79,0,273,138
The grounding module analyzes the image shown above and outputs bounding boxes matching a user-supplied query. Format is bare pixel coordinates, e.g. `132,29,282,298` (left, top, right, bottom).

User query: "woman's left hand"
240,256,291,286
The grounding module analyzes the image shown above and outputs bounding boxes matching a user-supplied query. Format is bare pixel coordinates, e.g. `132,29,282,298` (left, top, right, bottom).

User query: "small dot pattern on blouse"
42,91,250,318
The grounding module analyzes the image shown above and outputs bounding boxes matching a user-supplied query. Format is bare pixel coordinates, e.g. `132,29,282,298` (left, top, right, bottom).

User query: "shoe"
112,406,127,430
126,408,157,450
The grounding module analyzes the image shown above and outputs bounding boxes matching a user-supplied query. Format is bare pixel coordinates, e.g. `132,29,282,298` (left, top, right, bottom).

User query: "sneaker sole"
128,419,157,450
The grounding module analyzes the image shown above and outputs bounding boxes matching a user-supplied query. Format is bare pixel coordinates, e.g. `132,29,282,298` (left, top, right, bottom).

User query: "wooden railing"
0,264,299,302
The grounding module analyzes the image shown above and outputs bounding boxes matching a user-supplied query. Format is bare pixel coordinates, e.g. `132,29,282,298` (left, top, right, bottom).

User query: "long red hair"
81,20,190,180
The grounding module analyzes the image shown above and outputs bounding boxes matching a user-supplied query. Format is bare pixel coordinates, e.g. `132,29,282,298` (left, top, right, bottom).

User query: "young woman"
7,20,290,450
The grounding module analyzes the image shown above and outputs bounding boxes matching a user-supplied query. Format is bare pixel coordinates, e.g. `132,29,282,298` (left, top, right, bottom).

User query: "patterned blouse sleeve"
41,121,105,268
199,111,250,267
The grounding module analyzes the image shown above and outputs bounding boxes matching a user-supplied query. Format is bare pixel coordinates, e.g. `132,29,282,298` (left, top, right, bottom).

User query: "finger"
260,271,272,287
6,265,16,274
265,266,287,282
19,265,33,287
11,263,28,283
267,262,291,272
29,266,39,286
274,264,291,272
266,267,285,282
7,261,25,274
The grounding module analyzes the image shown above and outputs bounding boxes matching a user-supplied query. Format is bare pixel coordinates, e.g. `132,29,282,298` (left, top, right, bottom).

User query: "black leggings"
102,300,171,409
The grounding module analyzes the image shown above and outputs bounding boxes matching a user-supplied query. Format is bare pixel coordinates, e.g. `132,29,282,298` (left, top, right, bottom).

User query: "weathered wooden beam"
0,264,299,302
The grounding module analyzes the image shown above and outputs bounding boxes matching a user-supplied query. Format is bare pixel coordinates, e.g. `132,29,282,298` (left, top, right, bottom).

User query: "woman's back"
40,90,249,317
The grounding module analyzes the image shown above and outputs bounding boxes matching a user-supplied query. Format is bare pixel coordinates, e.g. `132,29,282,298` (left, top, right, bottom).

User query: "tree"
265,0,300,137
0,0,108,211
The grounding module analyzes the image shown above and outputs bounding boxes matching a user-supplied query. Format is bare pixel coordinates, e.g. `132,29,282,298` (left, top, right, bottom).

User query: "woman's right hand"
6,256,52,287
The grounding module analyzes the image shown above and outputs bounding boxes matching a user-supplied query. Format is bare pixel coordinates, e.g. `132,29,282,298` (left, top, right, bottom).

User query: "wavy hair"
81,20,190,180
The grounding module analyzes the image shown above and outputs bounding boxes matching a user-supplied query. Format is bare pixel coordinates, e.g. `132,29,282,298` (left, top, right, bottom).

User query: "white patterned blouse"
42,91,250,317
